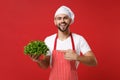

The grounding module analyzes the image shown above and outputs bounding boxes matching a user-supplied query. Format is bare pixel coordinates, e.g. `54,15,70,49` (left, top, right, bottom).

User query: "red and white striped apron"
49,33,78,80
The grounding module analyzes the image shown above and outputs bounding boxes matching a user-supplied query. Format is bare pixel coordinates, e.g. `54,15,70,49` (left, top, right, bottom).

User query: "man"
30,5,97,80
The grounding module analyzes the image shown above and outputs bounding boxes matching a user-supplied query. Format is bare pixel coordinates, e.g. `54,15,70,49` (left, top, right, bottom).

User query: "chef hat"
54,5,75,24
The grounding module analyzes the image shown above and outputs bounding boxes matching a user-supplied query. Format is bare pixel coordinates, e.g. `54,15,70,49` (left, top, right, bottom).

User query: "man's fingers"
64,56,72,61
64,53,70,58
33,54,40,59
60,50,67,54
28,54,32,57
62,49,73,53
28,54,40,60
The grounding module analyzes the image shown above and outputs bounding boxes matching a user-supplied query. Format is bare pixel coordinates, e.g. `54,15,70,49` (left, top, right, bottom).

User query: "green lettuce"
24,40,49,55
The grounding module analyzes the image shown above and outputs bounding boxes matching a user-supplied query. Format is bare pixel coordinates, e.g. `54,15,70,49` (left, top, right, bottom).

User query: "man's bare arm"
36,56,50,68
29,54,50,69
77,51,97,66
64,50,98,66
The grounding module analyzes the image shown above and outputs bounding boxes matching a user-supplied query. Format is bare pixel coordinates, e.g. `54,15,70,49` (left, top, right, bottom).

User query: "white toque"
54,5,75,24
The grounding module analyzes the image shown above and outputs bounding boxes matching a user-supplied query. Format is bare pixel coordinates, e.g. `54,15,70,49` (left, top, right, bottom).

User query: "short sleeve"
79,36,91,55
44,38,51,56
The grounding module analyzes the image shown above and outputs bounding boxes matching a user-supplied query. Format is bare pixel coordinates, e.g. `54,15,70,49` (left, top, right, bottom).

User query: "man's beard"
57,22,69,32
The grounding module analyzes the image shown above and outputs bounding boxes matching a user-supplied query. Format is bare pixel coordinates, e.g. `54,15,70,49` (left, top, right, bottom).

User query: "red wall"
0,0,120,80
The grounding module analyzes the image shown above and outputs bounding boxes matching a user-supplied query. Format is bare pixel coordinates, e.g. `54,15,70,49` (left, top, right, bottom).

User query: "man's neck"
58,30,71,41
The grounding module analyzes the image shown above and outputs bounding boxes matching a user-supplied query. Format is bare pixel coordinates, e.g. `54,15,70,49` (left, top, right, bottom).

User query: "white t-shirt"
44,33,91,55
44,33,91,68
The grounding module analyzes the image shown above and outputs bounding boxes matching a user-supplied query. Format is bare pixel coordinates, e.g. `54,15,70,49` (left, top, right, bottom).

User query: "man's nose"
61,18,65,22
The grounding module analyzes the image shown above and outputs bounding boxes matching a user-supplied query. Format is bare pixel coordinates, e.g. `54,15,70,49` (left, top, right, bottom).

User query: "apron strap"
53,32,75,50
70,33,75,50
54,34,58,50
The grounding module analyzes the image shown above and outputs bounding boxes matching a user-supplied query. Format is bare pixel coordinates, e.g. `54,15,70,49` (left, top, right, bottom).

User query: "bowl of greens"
24,40,49,56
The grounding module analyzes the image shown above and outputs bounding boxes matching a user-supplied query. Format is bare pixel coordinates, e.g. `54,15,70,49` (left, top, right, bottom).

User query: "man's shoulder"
44,33,57,42
72,33,83,39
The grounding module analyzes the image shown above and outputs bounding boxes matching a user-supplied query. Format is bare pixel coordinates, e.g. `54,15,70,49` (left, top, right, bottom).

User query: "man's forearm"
77,55,97,66
36,59,50,68
36,56,50,69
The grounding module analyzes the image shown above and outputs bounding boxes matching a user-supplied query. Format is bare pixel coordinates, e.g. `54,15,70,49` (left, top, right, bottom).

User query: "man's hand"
63,49,79,61
28,54,50,68
63,50,97,66
28,54,41,62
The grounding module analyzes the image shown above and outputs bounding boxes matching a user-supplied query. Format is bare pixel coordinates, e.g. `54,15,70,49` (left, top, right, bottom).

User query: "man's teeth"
61,24,66,26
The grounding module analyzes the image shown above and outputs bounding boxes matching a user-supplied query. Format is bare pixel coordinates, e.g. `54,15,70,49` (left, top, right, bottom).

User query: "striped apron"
49,33,78,80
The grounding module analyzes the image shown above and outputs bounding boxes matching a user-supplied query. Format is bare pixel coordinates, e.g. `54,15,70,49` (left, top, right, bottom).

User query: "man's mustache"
59,22,67,25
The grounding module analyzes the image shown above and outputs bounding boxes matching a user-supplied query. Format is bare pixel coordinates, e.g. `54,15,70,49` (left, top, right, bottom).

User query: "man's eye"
56,17,61,20
64,17,69,19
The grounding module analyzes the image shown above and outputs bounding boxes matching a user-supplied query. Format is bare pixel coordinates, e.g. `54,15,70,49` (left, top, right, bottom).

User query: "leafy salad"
24,40,49,55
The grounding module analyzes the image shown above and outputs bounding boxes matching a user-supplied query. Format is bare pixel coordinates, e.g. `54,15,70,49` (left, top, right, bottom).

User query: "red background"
0,0,120,80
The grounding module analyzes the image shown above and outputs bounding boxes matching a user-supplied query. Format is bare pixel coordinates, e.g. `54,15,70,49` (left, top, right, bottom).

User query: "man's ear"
54,18,56,25
69,18,72,24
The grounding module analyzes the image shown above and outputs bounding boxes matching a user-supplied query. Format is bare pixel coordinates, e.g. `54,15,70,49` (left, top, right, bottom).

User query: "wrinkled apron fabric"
49,33,78,80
